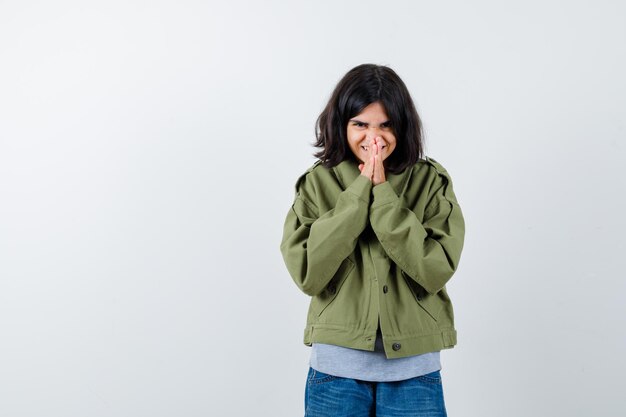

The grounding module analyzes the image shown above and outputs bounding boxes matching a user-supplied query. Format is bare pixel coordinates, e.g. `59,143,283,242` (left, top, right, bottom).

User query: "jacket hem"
303,323,457,359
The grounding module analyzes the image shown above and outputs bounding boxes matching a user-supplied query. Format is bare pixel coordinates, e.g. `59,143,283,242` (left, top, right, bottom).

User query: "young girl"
280,64,465,417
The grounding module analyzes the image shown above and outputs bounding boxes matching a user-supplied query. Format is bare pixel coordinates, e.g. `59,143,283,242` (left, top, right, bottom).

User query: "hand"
358,137,386,185
358,146,374,181
372,137,386,185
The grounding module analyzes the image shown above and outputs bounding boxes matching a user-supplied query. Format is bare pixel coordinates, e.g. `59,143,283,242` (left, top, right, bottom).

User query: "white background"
1,1,625,416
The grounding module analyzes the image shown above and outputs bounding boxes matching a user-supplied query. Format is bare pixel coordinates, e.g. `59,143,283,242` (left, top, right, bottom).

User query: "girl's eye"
353,122,366,128
381,122,391,128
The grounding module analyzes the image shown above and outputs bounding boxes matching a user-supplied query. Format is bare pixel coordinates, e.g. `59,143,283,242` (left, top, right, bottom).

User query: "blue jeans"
304,367,448,417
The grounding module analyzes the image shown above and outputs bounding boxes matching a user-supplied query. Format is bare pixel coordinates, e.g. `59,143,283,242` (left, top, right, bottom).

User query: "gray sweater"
309,324,441,382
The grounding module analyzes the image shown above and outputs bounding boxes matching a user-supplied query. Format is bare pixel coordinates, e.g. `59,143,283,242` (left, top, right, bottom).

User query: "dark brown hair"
313,64,424,174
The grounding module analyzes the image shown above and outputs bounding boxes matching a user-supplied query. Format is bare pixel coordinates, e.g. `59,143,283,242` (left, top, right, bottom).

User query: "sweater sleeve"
369,166,465,295
280,174,372,296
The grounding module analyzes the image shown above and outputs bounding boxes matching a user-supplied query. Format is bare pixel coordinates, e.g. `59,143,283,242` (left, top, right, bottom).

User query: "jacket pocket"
311,257,355,317
401,270,442,322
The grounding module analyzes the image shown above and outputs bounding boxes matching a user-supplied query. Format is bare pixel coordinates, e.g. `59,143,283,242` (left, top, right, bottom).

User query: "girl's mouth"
361,145,386,151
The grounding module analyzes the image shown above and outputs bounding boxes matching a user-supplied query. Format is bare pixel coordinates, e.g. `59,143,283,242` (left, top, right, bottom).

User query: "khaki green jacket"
279,156,465,359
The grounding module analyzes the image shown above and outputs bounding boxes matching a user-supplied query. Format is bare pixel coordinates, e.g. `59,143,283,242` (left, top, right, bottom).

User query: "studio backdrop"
0,1,624,416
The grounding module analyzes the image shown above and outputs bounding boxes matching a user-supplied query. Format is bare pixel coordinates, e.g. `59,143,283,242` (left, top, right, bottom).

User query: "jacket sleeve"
369,166,465,295
280,174,372,296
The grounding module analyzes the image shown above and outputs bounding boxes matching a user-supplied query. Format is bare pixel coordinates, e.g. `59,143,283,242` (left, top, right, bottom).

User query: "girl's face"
346,101,397,164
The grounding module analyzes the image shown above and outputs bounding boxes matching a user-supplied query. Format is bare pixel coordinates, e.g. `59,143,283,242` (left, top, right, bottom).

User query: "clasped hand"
358,137,386,186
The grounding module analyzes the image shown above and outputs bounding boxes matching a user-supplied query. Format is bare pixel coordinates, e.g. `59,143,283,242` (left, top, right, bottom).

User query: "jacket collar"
332,158,410,196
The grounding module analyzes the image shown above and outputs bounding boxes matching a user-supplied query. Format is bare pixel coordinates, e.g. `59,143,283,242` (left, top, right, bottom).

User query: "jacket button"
383,285,388,293
327,285,336,294
392,342,401,351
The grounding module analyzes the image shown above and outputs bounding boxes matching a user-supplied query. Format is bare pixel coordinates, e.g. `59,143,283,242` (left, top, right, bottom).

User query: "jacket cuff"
371,181,398,208
346,174,373,202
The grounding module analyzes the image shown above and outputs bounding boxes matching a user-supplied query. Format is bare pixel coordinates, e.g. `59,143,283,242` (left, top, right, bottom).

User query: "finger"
374,155,385,183
371,155,379,183
360,154,374,179
366,155,375,176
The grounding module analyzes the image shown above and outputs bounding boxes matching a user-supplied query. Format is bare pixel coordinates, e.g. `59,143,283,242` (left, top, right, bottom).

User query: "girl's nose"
367,126,383,137
366,130,382,142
